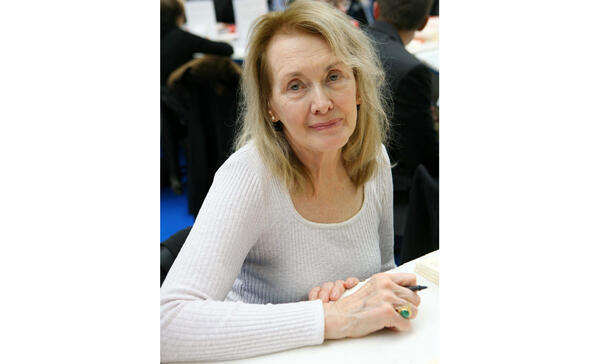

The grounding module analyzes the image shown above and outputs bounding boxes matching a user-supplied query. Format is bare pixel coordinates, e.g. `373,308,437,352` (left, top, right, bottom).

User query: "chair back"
399,164,439,264
169,56,242,216
160,226,193,285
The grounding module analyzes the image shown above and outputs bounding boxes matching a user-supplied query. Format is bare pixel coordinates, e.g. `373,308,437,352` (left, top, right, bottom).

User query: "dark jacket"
161,26,234,85
169,56,242,216
367,21,439,191
400,164,439,264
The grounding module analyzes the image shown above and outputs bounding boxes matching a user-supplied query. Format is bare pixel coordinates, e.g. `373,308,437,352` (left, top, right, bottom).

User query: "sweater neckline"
276,177,370,228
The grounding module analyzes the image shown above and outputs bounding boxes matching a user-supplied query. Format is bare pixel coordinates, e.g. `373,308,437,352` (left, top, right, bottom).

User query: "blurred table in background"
406,16,439,72
195,15,440,66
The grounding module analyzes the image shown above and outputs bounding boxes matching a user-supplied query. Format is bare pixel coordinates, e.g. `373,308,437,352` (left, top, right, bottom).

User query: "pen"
405,285,428,291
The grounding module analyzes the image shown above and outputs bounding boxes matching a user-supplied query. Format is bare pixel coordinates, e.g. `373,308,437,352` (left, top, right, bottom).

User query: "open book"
414,250,439,285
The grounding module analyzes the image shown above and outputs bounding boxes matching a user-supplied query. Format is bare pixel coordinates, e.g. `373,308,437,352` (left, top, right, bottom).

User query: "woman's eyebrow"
280,61,344,80
282,71,303,79
325,61,344,70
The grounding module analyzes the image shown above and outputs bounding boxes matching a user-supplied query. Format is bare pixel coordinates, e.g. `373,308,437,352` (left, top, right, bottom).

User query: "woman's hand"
308,277,360,303
322,272,421,340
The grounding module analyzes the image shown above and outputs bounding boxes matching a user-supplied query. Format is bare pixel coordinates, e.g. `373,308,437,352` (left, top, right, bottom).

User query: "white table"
206,251,440,364
408,45,439,72
406,16,439,71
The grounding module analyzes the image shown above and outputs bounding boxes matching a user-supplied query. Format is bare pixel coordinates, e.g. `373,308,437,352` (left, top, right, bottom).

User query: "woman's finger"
308,286,320,300
381,300,419,333
318,281,335,302
368,273,421,306
330,280,345,300
343,277,359,289
385,272,417,287
392,287,421,307
393,300,419,321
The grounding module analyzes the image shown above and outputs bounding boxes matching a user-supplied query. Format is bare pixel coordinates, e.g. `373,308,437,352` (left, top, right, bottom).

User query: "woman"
160,1,421,362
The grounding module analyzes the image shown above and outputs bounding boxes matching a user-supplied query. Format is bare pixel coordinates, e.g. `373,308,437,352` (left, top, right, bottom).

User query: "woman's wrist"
323,301,349,340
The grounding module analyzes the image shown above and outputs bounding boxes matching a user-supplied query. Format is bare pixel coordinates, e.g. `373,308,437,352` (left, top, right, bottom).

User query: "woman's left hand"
308,277,360,302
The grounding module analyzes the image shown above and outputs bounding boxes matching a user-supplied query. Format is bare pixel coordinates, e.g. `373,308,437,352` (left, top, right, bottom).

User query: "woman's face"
266,32,359,157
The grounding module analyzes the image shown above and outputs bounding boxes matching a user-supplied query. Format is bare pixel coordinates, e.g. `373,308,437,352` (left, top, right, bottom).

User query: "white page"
232,0,269,49
184,0,218,40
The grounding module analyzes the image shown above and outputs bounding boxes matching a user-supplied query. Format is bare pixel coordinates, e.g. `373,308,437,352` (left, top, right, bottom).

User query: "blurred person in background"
367,0,438,189
213,0,235,24
347,0,372,26
316,0,367,27
160,0,234,194
160,0,233,85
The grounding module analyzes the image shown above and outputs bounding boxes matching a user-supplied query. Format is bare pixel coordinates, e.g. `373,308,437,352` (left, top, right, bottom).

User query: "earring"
356,104,360,111
268,110,282,131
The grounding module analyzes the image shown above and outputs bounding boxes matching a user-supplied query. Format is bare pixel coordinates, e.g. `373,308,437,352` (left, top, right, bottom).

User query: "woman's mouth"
309,118,342,131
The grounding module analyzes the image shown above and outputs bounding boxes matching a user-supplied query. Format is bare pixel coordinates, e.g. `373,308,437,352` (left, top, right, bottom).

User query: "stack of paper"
415,250,439,285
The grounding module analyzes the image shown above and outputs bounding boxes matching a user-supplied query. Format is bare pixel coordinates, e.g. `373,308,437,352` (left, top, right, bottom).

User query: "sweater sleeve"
160,152,324,363
378,145,396,271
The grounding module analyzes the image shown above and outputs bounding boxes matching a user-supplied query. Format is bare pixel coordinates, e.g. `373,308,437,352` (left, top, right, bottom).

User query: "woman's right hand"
322,272,421,340
308,277,360,303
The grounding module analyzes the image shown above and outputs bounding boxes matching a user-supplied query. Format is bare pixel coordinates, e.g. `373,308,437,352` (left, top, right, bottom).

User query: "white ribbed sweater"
160,143,395,362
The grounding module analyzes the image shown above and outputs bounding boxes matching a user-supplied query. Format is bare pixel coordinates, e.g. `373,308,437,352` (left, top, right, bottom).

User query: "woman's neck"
289,144,347,194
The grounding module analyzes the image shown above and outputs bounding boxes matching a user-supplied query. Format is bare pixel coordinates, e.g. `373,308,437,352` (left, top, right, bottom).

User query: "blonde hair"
235,0,389,193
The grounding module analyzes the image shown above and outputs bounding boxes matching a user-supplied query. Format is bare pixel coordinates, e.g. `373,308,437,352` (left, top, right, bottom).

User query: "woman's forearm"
160,298,324,362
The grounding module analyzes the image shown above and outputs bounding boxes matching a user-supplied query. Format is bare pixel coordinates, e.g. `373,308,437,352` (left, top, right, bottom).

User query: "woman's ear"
268,109,278,122
267,101,277,121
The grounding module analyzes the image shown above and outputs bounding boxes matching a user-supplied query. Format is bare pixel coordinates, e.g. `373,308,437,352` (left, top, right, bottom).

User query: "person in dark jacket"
367,0,438,262
347,0,371,26
161,0,234,85
367,0,438,190
161,0,234,194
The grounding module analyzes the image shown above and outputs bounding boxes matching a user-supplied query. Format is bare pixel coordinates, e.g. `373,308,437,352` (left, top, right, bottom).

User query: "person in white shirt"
160,1,422,362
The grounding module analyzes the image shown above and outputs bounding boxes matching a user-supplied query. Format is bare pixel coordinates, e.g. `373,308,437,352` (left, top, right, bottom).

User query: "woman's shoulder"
218,142,270,182
371,144,392,191
377,143,392,169
222,141,261,166
365,144,392,212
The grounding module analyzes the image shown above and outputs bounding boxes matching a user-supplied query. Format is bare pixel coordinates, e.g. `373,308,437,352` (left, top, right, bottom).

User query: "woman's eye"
288,82,302,91
328,72,341,82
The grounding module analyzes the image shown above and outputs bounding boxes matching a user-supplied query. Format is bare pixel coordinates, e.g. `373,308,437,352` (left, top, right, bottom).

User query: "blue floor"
160,186,195,242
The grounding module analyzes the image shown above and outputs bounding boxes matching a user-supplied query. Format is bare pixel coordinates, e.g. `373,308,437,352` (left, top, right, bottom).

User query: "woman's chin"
311,135,351,153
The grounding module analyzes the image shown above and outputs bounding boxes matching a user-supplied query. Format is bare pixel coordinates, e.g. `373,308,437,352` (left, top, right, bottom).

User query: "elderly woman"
160,1,421,362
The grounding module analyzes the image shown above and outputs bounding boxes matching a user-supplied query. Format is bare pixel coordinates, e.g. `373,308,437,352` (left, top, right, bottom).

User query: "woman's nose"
310,86,333,114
